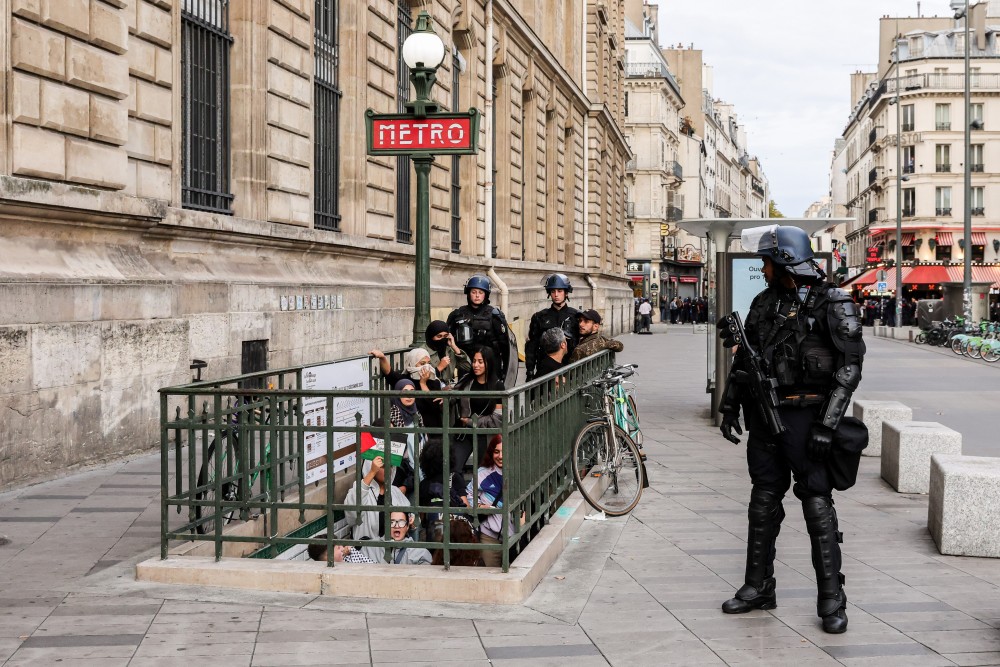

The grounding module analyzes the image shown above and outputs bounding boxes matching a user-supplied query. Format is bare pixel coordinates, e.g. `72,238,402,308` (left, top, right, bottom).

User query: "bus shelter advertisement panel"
729,254,833,318
301,358,370,484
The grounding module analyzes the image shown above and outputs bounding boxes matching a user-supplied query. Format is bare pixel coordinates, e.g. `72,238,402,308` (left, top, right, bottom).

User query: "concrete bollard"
881,421,962,494
928,454,1000,558
852,400,913,457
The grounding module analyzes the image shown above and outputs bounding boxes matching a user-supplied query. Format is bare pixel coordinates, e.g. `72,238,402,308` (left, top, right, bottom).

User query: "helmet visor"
740,225,780,255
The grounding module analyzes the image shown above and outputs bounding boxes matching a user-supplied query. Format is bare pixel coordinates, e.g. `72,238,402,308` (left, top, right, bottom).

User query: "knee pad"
748,487,785,526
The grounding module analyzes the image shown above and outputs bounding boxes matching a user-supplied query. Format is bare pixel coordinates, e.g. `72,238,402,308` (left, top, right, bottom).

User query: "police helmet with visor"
543,273,573,294
741,224,825,281
464,274,492,296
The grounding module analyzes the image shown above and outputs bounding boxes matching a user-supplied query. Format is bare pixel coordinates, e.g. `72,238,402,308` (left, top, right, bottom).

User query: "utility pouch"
826,416,869,491
801,336,836,386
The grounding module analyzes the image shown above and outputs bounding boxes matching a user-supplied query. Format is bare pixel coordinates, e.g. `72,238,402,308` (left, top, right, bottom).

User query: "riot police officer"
447,274,515,387
525,274,580,380
717,225,865,635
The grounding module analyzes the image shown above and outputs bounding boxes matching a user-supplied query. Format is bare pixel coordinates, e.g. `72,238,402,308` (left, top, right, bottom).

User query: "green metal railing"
160,349,613,571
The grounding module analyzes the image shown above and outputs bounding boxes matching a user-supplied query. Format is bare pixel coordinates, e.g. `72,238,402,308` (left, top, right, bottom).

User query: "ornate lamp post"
401,14,445,347
366,12,480,347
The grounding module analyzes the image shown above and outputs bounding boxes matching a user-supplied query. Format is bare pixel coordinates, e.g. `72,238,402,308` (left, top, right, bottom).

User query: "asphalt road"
851,331,1000,456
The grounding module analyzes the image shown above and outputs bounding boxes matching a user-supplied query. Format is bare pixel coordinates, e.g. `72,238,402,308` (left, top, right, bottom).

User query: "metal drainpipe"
487,265,509,314
581,4,589,270
484,0,494,259
584,274,598,309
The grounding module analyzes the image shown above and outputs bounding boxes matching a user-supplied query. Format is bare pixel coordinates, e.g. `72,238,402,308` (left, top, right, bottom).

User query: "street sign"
365,109,480,156
876,281,888,293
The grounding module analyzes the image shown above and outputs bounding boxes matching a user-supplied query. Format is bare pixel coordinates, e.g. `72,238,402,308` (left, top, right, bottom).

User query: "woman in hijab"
450,347,504,472
371,379,423,497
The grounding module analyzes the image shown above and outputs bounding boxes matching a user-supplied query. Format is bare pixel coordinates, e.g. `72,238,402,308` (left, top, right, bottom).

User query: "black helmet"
741,224,825,281
464,274,492,295
544,273,573,294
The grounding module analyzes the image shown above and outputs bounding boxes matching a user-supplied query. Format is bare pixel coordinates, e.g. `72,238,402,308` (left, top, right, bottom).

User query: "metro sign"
365,109,480,156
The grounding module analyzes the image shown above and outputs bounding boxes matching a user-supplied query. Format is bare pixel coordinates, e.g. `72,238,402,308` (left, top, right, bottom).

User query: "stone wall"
0,0,634,490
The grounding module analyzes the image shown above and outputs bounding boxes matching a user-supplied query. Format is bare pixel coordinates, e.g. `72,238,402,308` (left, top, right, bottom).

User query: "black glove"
808,424,835,461
720,412,743,444
716,317,739,348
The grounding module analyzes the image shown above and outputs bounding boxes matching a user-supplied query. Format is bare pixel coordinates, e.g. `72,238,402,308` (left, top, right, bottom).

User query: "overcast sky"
658,0,947,217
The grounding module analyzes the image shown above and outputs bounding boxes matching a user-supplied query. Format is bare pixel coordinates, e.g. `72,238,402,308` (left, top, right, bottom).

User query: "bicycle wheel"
982,344,1000,363
572,422,643,516
195,436,241,534
969,340,983,359
951,337,965,354
914,332,927,344
624,394,643,447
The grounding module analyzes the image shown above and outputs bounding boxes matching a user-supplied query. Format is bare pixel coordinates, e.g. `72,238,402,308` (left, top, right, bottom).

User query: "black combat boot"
723,487,784,614
801,494,848,634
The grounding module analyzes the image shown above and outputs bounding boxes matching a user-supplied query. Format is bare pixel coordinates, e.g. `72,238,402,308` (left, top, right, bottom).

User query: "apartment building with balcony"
834,7,1000,300
622,0,686,302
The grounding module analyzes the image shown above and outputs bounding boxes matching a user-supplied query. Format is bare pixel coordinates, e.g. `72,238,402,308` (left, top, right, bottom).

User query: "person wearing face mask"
447,274,517,389
425,320,468,384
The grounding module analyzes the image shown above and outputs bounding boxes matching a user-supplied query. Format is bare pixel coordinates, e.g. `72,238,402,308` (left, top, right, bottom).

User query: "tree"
768,200,785,218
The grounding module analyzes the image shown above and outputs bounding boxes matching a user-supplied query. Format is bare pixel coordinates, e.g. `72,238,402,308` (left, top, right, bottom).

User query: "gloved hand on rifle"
720,412,743,444
716,316,740,348
807,423,835,460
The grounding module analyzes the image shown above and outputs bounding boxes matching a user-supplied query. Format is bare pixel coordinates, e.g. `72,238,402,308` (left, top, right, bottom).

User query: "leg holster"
800,494,846,617
743,486,785,587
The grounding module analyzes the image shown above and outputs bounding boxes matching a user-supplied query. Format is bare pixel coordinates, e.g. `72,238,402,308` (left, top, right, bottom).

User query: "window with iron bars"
314,0,341,231
450,49,462,253
181,0,233,214
396,3,413,243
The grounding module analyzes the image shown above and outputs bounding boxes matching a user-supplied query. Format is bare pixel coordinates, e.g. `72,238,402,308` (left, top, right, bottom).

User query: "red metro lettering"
374,118,472,151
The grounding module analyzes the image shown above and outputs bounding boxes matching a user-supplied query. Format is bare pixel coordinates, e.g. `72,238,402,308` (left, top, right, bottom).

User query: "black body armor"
724,284,865,432
525,305,580,379
446,303,511,380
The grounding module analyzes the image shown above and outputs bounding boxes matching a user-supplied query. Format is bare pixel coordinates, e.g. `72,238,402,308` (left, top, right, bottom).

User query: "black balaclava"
425,320,450,356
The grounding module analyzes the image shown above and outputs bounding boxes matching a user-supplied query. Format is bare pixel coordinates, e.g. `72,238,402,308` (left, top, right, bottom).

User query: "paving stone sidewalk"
1,331,999,666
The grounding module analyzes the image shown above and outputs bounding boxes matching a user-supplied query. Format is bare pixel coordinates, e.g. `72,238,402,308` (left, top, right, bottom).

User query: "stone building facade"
0,0,632,489
834,9,1000,299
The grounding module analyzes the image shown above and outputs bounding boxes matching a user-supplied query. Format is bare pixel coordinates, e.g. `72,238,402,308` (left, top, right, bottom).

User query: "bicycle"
571,364,645,516
194,394,286,535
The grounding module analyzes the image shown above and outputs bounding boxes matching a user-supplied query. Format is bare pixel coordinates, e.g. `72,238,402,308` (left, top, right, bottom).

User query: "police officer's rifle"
719,312,786,436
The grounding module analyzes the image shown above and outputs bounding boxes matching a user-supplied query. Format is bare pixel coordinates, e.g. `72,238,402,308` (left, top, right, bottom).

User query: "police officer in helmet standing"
525,274,580,380
717,225,865,635
447,274,516,388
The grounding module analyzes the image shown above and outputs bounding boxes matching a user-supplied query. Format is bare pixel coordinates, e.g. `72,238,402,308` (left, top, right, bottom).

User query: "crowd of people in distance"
309,273,623,568
661,295,709,325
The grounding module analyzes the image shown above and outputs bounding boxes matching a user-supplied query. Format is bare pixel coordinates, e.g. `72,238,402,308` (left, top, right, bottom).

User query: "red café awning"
901,233,914,246
678,276,699,283
945,265,1000,286
970,232,988,245
935,232,953,246
905,265,950,285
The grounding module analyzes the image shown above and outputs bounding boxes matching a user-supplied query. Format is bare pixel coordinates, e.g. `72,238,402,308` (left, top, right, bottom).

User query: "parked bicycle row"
915,316,1000,362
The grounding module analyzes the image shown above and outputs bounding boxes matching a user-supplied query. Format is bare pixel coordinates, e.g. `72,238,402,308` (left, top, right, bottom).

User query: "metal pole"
963,0,973,324
895,39,903,328
412,156,433,347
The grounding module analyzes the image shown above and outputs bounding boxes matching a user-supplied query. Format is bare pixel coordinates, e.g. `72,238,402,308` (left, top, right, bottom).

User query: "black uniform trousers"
745,404,833,500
